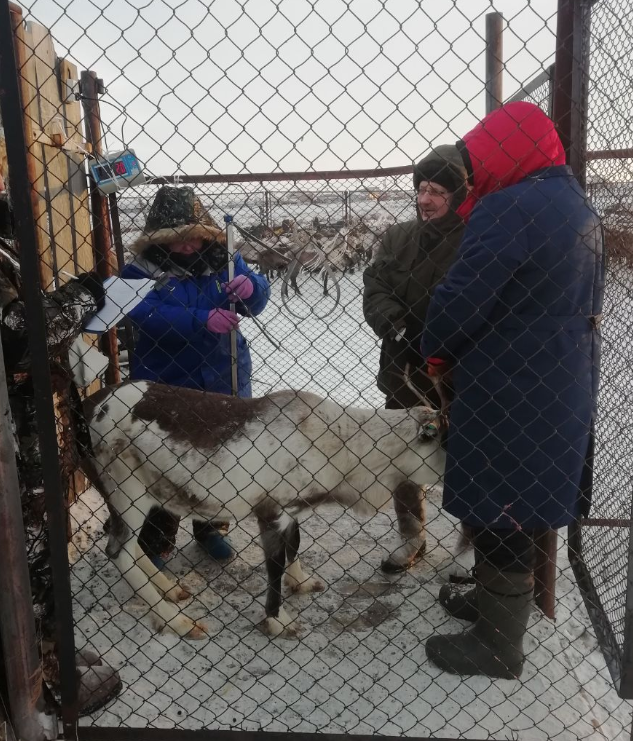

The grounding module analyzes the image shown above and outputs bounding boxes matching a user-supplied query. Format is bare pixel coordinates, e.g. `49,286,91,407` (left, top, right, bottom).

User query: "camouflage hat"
131,186,225,252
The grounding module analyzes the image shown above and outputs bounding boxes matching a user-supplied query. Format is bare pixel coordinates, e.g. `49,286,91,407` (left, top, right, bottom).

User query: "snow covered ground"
70,273,633,739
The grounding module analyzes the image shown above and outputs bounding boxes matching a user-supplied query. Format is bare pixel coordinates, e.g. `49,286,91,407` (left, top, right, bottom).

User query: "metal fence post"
80,70,120,385
553,0,591,186
264,189,271,227
0,2,79,736
485,12,504,114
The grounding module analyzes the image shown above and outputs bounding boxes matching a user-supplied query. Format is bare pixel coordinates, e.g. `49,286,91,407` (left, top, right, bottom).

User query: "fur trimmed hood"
131,185,226,254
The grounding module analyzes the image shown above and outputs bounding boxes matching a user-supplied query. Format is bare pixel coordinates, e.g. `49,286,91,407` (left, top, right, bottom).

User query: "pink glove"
222,275,254,301
206,308,240,334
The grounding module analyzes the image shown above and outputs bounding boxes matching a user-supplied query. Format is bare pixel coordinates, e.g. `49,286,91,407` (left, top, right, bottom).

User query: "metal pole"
108,193,136,360
553,0,590,185
485,12,504,114
80,70,120,385
0,2,77,737
224,215,239,396
534,529,557,619
264,190,271,227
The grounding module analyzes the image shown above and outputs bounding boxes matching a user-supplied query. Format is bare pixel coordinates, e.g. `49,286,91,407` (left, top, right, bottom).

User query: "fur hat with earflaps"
131,186,226,253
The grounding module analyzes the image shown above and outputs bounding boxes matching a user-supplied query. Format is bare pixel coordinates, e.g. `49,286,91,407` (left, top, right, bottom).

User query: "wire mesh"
561,0,633,701
0,0,632,740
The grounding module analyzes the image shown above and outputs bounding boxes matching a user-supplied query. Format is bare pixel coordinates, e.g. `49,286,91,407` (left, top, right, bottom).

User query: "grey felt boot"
426,564,533,678
438,581,479,622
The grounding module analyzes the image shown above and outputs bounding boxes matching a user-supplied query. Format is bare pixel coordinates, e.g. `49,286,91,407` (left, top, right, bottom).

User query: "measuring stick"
224,215,239,396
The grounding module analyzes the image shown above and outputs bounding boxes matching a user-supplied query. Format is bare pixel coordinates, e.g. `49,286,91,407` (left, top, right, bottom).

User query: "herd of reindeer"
236,217,390,292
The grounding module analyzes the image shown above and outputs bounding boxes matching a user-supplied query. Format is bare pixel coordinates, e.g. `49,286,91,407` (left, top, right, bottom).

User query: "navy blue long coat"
422,166,604,529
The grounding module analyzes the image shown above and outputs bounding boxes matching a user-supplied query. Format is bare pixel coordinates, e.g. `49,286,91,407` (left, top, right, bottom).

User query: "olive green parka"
363,144,467,408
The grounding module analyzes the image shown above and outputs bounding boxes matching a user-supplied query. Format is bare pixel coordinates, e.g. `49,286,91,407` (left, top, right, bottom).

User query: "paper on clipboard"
84,276,156,333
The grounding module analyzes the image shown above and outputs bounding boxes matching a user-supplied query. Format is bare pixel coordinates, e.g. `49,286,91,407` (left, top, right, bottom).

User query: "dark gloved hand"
75,272,106,311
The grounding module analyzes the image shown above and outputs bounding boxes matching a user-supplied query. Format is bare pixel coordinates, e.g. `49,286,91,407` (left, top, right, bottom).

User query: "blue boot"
148,553,166,571
193,521,234,561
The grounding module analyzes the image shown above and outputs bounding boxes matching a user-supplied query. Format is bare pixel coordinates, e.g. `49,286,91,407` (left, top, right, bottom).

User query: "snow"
71,273,633,739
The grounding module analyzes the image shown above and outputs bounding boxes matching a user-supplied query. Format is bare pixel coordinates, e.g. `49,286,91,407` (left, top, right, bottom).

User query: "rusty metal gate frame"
0,0,80,736
506,0,633,701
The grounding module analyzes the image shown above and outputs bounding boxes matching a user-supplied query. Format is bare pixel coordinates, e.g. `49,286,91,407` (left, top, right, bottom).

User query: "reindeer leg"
134,543,191,602
256,509,299,637
109,492,206,640
381,480,427,573
283,519,324,594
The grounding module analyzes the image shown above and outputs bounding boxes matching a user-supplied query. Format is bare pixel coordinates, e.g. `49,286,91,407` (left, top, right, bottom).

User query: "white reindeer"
82,382,445,640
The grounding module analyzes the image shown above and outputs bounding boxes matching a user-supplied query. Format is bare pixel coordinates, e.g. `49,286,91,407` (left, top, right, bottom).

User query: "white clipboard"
84,276,156,333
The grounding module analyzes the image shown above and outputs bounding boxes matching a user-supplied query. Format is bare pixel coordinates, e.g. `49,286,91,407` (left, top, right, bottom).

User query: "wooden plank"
58,61,101,497
58,58,94,276
17,21,53,289
27,22,76,285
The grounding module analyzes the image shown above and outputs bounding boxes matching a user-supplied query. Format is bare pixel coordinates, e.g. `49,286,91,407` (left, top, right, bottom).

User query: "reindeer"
82,382,445,641
257,248,291,281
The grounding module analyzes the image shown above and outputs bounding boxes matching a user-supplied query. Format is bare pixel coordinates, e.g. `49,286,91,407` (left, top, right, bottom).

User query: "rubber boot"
77,663,122,716
426,565,534,678
438,581,478,622
439,547,482,622
42,648,122,717
193,520,234,561
76,648,103,667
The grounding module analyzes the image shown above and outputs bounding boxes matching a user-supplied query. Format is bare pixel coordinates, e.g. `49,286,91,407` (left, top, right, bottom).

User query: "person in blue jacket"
122,185,270,564
421,102,604,678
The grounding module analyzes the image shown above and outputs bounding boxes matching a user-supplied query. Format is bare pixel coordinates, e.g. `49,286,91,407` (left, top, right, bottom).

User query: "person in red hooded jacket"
421,102,604,678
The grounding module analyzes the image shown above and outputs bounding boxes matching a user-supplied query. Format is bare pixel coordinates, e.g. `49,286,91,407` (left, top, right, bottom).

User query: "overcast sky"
20,0,558,176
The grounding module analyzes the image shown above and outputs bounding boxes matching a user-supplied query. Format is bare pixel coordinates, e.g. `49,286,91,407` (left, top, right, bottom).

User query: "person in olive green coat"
363,145,468,410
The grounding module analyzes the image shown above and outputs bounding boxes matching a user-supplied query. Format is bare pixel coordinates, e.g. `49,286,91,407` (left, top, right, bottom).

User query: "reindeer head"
407,406,444,443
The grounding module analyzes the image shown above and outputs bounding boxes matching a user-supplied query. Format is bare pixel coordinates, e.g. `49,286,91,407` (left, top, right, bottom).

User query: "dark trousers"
470,527,543,574
138,508,221,559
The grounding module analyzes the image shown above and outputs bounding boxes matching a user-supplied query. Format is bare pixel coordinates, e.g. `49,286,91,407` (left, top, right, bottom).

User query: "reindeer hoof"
186,622,209,641
263,608,300,638
165,585,191,603
166,615,208,640
381,543,426,573
287,576,325,594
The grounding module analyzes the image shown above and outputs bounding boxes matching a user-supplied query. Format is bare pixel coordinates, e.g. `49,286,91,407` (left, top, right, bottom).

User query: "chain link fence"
1,0,633,740
568,0,633,705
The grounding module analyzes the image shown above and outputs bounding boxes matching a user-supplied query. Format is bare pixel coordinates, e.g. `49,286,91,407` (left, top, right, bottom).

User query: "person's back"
485,173,601,323
421,102,604,679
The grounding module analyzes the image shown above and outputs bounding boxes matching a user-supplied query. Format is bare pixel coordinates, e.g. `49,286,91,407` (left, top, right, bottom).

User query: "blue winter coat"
122,253,270,397
422,166,604,529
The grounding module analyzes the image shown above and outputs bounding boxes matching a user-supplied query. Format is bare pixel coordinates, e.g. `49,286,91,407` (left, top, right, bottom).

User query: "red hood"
457,102,566,221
